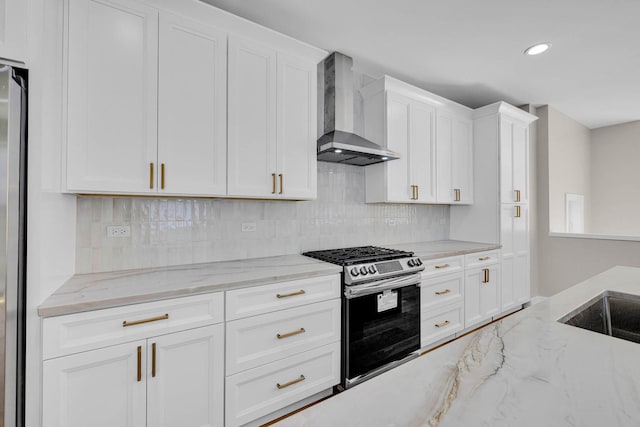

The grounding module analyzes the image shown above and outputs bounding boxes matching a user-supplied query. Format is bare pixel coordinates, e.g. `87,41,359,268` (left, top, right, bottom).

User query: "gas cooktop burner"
303,246,413,266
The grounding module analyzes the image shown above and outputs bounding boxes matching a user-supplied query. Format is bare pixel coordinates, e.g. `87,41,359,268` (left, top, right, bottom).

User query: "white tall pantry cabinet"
450,102,537,313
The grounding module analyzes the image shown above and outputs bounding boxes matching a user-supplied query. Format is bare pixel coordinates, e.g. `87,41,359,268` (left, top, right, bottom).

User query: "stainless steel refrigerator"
0,65,27,427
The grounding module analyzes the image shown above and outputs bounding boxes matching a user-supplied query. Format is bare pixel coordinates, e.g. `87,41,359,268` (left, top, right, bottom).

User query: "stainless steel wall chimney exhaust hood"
318,52,399,166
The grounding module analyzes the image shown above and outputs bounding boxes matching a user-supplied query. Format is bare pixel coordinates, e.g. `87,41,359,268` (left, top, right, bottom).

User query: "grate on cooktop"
303,246,413,266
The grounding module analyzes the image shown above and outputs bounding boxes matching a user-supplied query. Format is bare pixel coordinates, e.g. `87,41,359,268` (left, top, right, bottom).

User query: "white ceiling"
202,0,640,129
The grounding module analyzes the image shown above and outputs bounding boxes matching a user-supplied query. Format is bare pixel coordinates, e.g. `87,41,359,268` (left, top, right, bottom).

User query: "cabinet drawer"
226,299,341,375
225,342,340,427
421,256,463,279
420,272,463,311
465,250,500,269
43,293,224,359
421,303,463,348
226,274,340,320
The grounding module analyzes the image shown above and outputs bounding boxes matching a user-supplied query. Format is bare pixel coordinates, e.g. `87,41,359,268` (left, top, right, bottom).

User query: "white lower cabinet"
225,342,340,427
420,272,464,348
464,263,501,328
43,324,224,427
43,340,147,427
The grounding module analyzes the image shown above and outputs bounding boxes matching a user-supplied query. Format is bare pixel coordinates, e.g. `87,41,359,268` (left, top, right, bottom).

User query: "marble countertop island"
38,240,496,317
274,266,640,427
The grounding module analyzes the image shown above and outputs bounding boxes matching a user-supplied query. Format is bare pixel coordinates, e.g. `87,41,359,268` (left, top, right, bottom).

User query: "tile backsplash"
76,162,449,274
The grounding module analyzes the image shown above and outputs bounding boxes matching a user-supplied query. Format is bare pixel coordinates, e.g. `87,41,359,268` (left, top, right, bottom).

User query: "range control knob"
407,259,415,267
415,258,422,266
350,267,360,277
360,266,368,276
368,265,377,274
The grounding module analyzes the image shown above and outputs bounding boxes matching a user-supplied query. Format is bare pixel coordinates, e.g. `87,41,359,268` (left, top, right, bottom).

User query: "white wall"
536,106,640,296
25,1,77,426
547,106,591,232
590,120,640,235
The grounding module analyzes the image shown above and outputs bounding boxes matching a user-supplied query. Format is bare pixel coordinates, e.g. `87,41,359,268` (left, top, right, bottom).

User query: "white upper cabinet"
64,0,325,197
66,0,158,193
437,111,473,204
276,52,318,199
363,76,471,205
227,37,277,198
157,13,227,196
363,77,440,204
500,116,529,204
0,0,29,65
228,37,317,200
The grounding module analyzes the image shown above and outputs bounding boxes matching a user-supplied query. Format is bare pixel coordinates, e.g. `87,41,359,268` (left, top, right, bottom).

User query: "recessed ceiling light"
334,149,343,153
524,42,551,56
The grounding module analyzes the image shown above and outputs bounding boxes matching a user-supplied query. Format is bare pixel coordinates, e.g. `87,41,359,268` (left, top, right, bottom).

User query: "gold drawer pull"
434,264,450,269
277,375,305,390
435,289,451,295
435,320,450,328
276,290,305,299
137,345,142,382
123,314,169,327
478,256,490,261
277,328,306,339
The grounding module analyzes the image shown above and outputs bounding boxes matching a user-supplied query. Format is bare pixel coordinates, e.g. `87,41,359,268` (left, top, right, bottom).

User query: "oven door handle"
345,273,421,299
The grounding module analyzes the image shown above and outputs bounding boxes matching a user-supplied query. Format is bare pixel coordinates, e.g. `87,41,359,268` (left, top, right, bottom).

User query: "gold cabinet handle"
160,163,165,190
515,205,521,218
515,189,521,202
478,256,490,261
151,342,157,378
137,345,142,382
123,313,169,327
277,328,306,339
435,289,451,295
435,320,450,328
434,264,450,269
276,290,305,299
415,185,419,200
276,375,305,390
482,268,490,283
272,173,277,194
454,188,461,202
279,173,283,194
410,185,416,200
149,163,154,189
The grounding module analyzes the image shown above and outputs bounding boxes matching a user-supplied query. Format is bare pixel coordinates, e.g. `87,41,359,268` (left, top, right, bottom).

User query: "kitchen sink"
559,291,640,343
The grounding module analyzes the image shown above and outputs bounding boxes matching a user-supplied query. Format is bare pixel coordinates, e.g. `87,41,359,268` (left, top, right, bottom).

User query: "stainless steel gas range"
303,246,425,389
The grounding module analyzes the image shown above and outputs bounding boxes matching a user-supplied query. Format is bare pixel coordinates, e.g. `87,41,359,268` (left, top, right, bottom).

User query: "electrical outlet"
241,222,257,232
107,225,131,238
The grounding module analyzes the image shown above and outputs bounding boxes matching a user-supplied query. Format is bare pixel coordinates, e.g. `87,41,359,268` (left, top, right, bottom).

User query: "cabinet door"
451,116,473,204
276,53,317,199
227,36,277,197
438,112,473,204
500,117,529,204
384,92,412,202
43,340,146,427
158,13,227,196
147,324,224,427
501,204,530,311
0,0,28,64
410,100,437,202
66,0,158,193
465,265,500,328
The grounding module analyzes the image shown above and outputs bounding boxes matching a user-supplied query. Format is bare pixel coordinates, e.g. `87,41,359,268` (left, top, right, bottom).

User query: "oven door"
344,274,421,386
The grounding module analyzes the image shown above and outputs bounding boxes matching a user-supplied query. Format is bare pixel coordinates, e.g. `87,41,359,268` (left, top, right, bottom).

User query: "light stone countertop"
388,239,500,259
37,255,341,317
274,265,640,427
38,240,497,318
